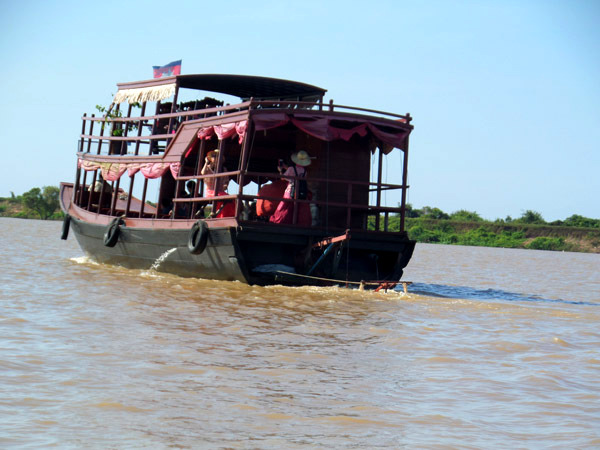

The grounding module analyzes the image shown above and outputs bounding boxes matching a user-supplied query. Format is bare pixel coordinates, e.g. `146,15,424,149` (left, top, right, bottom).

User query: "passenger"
89,173,112,193
201,150,235,218
256,179,287,219
175,180,196,219
159,197,173,217
269,150,313,226
185,180,196,198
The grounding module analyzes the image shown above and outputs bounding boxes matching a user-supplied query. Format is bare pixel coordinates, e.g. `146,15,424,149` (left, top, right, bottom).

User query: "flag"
152,60,182,79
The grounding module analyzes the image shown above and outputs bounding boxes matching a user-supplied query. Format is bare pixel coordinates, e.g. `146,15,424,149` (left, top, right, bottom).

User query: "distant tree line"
404,204,600,228
369,205,600,253
0,186,62,220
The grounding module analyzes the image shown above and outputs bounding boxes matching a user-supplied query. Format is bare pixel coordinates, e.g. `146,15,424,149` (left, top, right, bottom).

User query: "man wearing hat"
270,150,314,225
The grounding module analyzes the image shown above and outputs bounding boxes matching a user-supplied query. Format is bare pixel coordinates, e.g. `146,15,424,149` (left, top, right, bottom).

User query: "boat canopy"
77,109,409,183
113,74,327,104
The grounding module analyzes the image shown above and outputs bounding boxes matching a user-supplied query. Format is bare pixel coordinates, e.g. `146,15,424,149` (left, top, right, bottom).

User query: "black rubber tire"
103,217,123,247
61,214,71,240
188,220,209,255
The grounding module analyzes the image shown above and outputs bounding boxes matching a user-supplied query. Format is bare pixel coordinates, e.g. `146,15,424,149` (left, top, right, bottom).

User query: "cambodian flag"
152,60,182,79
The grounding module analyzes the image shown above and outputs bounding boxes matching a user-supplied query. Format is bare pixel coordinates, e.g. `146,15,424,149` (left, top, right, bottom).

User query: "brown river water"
1,217,599,448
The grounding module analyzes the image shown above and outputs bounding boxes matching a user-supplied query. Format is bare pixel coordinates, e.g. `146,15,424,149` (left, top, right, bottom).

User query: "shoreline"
2,214,598,254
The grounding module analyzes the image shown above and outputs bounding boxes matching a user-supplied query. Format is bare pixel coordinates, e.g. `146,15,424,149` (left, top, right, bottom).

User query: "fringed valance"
250,113,409,153
78,159,180,182
196,120,248,144
112,83,176,104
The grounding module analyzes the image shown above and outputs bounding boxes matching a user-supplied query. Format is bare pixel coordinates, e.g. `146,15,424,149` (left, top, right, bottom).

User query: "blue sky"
1,0,598,221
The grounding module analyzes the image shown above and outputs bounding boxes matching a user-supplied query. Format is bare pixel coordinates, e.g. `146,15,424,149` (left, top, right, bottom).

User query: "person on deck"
256,179,287,219
185,180,196,198
201,149,235,218
89,173,113,194
269,150,313,226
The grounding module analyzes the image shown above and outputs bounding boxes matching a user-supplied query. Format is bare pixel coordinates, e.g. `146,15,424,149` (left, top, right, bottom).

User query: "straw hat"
291,150,314,167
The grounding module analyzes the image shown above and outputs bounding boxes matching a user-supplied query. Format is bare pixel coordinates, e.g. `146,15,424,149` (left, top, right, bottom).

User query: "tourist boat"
60,74,415,288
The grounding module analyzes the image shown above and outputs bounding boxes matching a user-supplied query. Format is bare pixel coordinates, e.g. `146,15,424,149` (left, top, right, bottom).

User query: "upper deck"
71,74,413,233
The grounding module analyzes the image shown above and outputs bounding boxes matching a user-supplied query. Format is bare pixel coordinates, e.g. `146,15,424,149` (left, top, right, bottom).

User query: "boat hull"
67,216,415,287
70,217,249,282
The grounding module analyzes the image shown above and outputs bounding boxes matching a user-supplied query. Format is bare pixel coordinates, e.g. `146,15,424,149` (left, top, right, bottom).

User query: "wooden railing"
78,100,411,157
75,99,411,232
165,170,407,232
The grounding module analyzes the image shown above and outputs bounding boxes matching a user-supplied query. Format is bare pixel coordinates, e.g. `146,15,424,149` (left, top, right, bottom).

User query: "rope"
273,270,411,289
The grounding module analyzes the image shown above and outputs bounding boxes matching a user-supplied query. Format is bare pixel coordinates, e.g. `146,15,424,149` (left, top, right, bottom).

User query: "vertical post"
192,139,207,218
87,171,97,210
76,114,86,203
86,114,95,153
109,104,121,155
236,120,254,220
139,177,148,218
134,102,146,156
110,178,120,216
73,167,81,204
125,174,135,217
80,113,87,153
119,103,133,155
96,177,106,215
212,138,227,217
400,135,410,233
375,147,383,231
78,170,87,205
167,83,179,142
96,116,105,155
171,178,181,219
151,101,161,155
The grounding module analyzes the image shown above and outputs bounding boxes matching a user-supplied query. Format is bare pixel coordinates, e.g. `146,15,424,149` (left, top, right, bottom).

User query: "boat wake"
69,256,99,266
408,282,597,306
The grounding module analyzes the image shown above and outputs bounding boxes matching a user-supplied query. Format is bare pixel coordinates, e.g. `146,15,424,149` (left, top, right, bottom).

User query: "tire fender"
104,217,124,247
188,220,209,255
61,214,71,240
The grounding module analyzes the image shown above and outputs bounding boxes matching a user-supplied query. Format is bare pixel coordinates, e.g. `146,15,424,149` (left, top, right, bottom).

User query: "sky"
0,0,598,221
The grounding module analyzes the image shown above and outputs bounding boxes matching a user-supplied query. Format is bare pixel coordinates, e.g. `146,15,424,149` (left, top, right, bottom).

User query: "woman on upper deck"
201,149,235,218
269,150,313,226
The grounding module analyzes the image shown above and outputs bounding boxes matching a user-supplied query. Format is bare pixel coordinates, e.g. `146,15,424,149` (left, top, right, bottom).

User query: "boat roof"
116,74,327,101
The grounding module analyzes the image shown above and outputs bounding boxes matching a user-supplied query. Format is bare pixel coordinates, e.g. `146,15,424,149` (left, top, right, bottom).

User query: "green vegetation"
0,187,63,220
526,237,569,251
370,205,600,253
96,103,141,136
2,188,599,253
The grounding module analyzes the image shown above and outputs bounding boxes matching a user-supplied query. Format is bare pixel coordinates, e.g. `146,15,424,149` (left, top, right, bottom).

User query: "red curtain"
251,113,408,151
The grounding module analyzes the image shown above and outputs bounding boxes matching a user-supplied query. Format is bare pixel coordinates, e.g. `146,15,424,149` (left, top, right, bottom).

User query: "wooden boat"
60,74,415,287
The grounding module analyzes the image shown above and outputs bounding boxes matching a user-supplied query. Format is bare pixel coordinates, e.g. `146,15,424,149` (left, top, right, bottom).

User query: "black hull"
69,217,415,287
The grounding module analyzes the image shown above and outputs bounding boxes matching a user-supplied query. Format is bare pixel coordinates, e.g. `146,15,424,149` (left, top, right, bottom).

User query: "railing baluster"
96,118,105,155
134,102,146,156
80,113,87,153
110,178,120,216
86,114,94,153
139,178,148,218
125,174,135,217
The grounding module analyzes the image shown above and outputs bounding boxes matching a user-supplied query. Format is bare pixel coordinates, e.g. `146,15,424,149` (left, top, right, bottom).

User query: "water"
1,217,599,448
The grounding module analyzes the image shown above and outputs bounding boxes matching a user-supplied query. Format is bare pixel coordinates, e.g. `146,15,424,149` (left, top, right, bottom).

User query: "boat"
60,73,415,288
